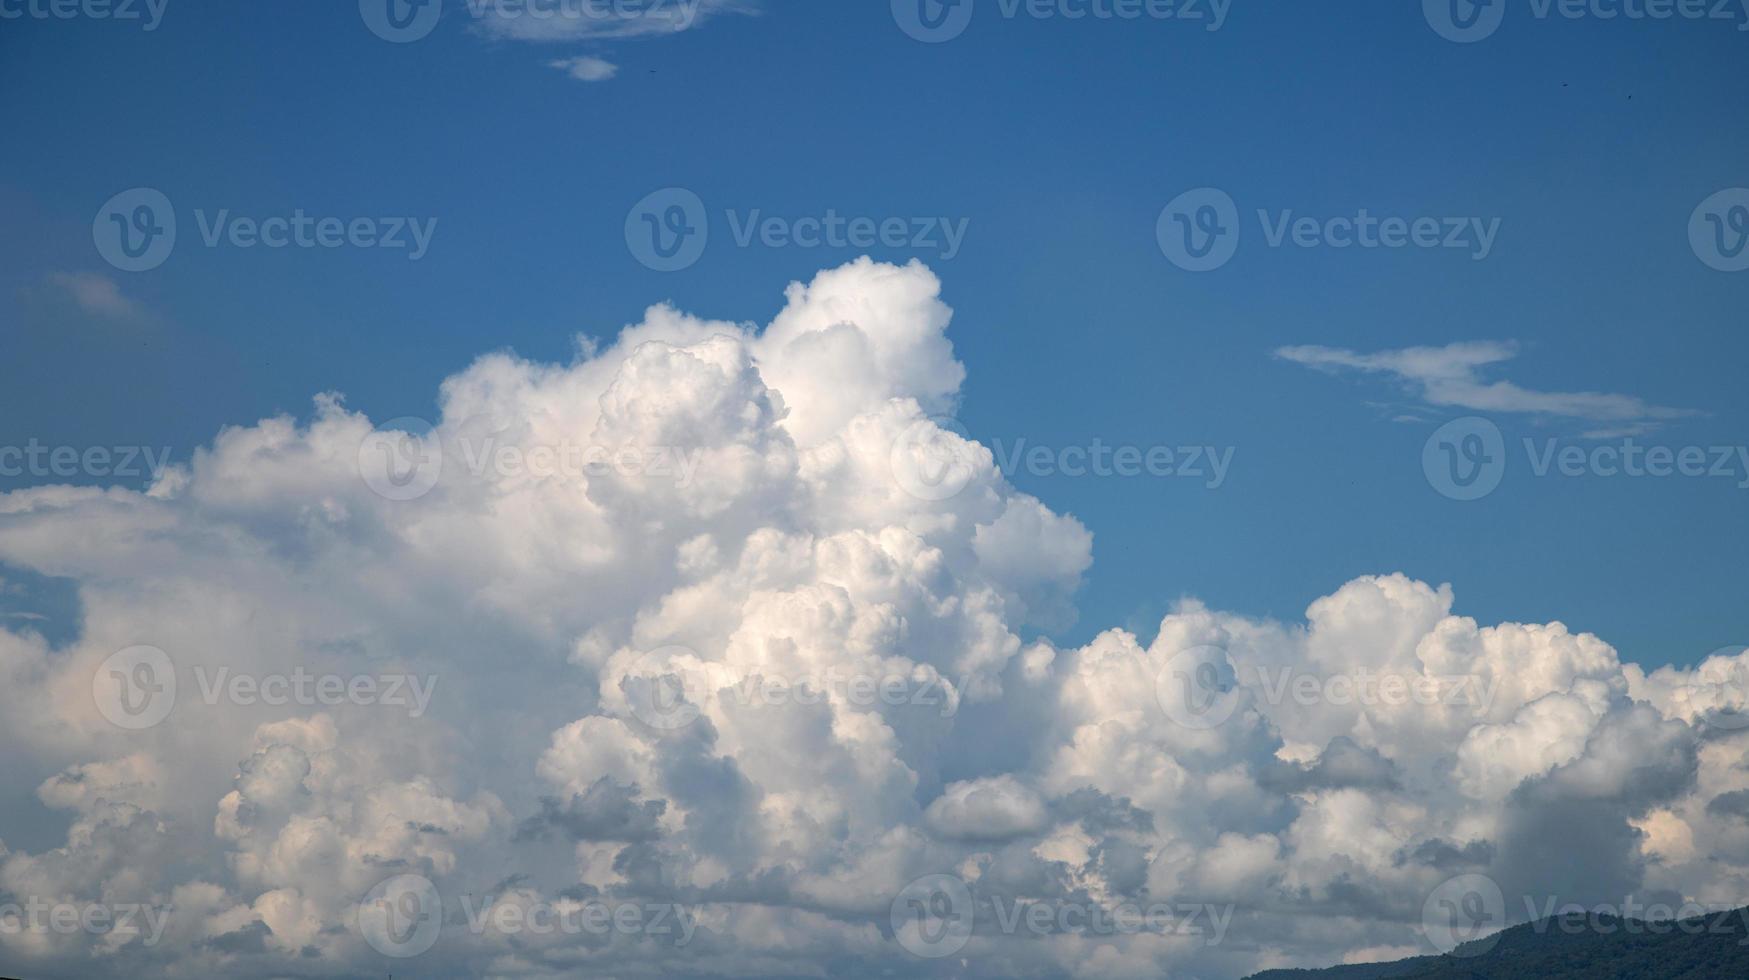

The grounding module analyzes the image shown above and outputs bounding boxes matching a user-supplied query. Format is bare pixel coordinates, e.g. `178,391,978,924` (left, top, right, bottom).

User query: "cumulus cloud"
1275,340,1696,436
924,776,1049,842
0,260,1741,978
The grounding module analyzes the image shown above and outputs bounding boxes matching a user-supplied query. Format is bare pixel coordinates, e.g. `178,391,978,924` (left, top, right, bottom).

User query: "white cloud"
473,0,757,86
472,0,757,43
923,775,1048,841
0,261,1739,978
1276,341,1696,435
548,55,618,81
48,271,143,319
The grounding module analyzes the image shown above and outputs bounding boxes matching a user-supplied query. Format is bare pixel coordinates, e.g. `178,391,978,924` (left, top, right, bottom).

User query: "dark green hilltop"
1246,906,1749,980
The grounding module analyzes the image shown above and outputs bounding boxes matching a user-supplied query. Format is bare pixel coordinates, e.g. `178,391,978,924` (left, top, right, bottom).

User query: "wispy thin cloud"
548,55,618,81
47,271,144,320
470,0,756,43
1275,341,1696,437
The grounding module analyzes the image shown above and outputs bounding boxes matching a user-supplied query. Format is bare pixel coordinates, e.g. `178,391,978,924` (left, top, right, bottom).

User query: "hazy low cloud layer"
0,260,1744,978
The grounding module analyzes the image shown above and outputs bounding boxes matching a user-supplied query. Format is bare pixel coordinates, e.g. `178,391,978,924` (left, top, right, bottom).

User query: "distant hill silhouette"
1246,905,1749,979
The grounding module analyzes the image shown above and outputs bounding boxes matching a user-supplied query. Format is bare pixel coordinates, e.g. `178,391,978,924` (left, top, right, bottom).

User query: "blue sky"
7,7,1749,979
3,0,1746,669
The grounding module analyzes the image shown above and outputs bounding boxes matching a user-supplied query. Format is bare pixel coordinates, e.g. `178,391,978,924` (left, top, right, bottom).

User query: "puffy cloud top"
0,260,1740,978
